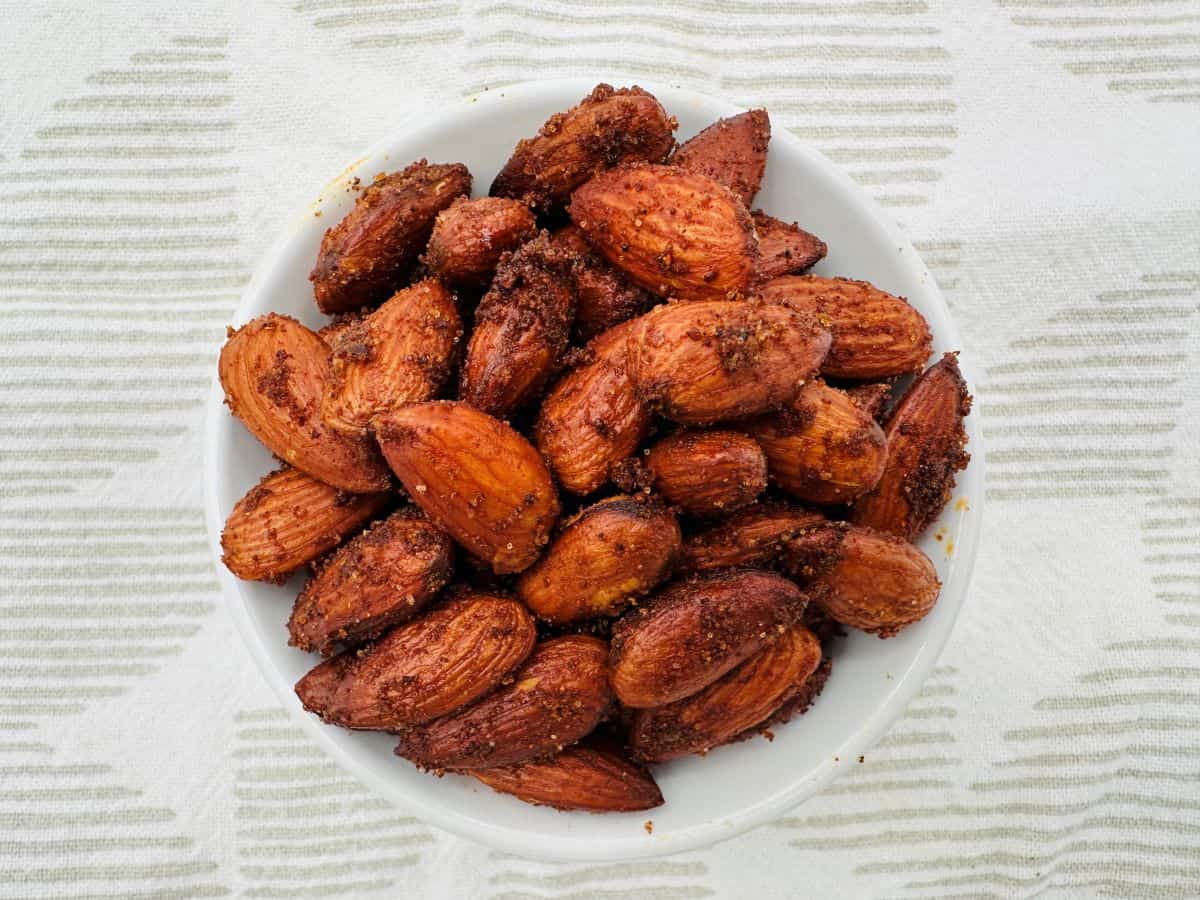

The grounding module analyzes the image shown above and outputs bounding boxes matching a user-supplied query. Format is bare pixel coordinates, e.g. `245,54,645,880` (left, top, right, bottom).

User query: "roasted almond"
316,312,362,348
534,320,651,496
310,160,471,314
644,430,767,517
843,381,895,424
747,379,887,505
218,313,393,493
570,164,758,302
423,196,537,288
491,84,676,211
679,502,827,574
759,275,932,380
629,625,822,762
851,353,971,540
516,496,681,624
459,232,576,418
375,401,560,573
553,224,655,342
220,467,389,583
394,634,613,769
626,299,831,425
670,109,770,207
323,279,462,438
295,590,536,729
288,508,454,654
469,742,663,812
752,211,827,281
609,569,804,708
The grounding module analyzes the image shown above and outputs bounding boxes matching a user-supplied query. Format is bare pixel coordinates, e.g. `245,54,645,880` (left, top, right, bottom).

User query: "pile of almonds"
218,84,971,814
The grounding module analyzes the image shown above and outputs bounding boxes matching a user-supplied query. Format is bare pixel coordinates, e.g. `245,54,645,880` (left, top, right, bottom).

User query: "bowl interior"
205,78,983,862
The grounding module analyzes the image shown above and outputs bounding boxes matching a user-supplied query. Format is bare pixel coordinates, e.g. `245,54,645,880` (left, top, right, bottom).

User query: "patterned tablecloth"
2,1,1198,897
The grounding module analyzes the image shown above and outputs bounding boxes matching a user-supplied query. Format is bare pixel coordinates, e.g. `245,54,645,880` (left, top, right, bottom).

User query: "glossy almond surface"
645,430,767,517
679,502,827,574
752,211,827,281
670,109,770,207
423,196,537,287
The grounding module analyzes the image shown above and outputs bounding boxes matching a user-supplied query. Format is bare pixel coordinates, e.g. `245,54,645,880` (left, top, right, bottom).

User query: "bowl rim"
203,76,985,862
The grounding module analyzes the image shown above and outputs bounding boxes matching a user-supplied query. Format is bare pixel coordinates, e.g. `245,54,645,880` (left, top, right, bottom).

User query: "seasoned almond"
851,353,971,539
759,275,932,380
534,321,651,496
375,401,560,573
459,232,576,418
220,467,389,583
609,569,804,708
218,314,391,493
747,379,887,505
311,160,471,314
316,312,362,348
516,496,681,624
470,742,663,812
491,84,676,211
570,164,758,302
423,196,537,288
644,430,767,517
670,109,770,207
626,299,831,425
553,224,655,342
394,634,613,769
629,625,822,762
843,381,894,424
323,279,462,437
295,590,536,729
752,211,827,280
288,508,454,654
679,502,827,574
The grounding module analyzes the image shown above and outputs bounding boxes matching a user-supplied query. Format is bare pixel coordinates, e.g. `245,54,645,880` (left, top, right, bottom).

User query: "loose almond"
394,634,613,769
218,313,392,493
516,496,681,624
629,625,822,762
644,430,767,517
851,353,972,539
323,279,462,438
220,467,389,583
670,109,770,207
423,196,537,288
626,299,831,425
609,569,805,708
375,401,560,573
288,508,454,654
295,590,536,729
553,224,655,342
570,164,758,302
752,211,827,280
311,160,471,314
679,502,827,574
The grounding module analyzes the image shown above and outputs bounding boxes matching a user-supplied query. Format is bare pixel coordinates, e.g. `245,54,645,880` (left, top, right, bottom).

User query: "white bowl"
204,78,984,862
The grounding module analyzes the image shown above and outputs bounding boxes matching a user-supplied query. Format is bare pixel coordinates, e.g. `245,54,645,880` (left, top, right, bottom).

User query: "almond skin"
394,634,613,769
851,353,972,540
534,320,651,496
423,196,537,288
491,84,676,211
752,211,827,281
679,502,827,574
220,467,389,583
670,109,770,207
626,299,831,425
747,379,888,505
218,313,392,493
644,430,767,517
311,160,471,314
609,569,805,708
570,164,758,303
459,232,577,418
629,625,822,762
375,401,560,574
516,496,681,624
553,224,655,342
759,275,932,380
288,508,455,655
783,524,940,637
323,279,462,438
294,590,536,729
469,742,663,812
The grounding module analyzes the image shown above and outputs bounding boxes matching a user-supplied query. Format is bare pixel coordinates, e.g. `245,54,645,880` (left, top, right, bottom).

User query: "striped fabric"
1,1,1197,897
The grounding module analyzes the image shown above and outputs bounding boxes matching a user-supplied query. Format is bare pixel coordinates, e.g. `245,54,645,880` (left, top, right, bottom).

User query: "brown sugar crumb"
644,820,654,834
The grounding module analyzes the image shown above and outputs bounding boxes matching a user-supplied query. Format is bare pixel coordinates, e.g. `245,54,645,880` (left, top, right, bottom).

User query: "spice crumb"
644,820,654,834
